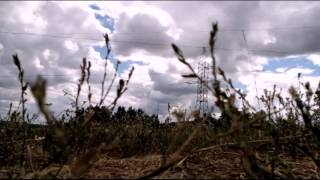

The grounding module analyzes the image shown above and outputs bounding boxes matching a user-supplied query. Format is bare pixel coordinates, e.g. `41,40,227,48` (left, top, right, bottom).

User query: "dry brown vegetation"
1,23,320,179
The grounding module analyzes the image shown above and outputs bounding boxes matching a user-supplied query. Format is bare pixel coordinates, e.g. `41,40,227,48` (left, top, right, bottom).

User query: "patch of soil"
87,148,319,179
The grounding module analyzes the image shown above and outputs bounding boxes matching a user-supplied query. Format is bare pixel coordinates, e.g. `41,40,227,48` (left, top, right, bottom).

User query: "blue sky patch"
89,4,101,10
233,56,320,93
93,45,145,74
262,56,320,76
93,45,118,69
94,13,115,33
234,81,248,93
118,61,145,74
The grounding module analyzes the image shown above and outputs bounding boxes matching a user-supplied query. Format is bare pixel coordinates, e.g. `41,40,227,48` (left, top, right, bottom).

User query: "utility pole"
242,29,261,110
156,102,159,116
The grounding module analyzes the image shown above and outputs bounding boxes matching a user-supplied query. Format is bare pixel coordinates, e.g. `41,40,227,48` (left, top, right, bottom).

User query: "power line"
3,24,320,36
0,31,101,41
113,25,320,34
1,30,318,55
0,29,319,84
231,25,320,32
0,68,268,79
0,59,309,80
0,73,195,79
0,30,228,49
242,29,261,110
0,30,207,49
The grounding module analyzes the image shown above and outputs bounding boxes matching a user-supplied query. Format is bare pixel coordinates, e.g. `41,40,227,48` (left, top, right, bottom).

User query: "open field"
1,23,320,179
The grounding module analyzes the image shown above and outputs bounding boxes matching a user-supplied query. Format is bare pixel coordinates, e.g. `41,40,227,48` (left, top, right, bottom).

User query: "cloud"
286,67,314,76
307,54,320,66
0,1,113,116
111,13,175,57
275,67,288,73
239,66,319,110
1,1,320,120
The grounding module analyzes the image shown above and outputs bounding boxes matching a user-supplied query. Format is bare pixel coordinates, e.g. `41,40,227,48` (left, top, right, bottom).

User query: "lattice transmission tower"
196,47,209,117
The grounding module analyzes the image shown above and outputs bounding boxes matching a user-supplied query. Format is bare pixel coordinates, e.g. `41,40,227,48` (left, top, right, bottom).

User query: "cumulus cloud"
0,1,113,117
1,1,320,120
239,67,319,110
307,54,320,66
111,13,175,57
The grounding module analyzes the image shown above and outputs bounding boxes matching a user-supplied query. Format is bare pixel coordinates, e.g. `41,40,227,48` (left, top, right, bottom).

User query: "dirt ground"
86,148,319,179
1,148,318,179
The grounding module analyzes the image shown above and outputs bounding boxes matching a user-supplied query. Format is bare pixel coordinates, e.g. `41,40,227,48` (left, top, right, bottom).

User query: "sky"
0,1,320,122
